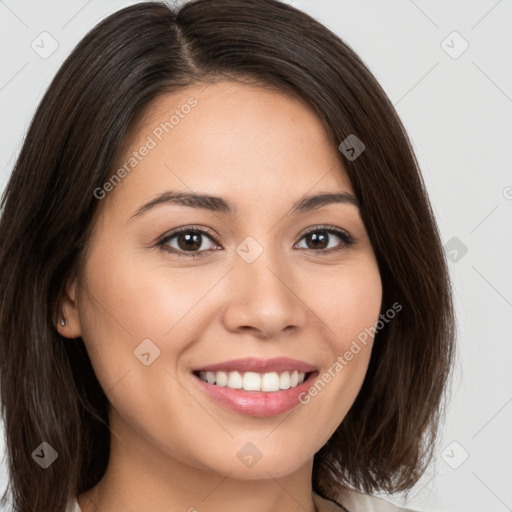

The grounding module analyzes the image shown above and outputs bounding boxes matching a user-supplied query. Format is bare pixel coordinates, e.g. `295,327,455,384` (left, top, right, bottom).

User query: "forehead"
100,80,354,218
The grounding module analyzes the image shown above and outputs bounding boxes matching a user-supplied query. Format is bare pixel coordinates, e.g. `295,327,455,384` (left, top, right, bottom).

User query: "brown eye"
295,226,355,253
158,227,219,257
157,224,355,259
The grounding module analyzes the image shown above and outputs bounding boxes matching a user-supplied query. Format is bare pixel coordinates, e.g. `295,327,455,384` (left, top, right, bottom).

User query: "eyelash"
156,224,356,259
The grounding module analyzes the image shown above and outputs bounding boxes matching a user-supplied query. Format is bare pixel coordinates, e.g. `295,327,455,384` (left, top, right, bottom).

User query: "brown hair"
0,1,455,510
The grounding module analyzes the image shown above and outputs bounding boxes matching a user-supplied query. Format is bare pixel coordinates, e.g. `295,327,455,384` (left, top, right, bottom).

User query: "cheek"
298,260,382,434
331,263,382,386
76,241,222,389
311,260,383,348
79,240,210,340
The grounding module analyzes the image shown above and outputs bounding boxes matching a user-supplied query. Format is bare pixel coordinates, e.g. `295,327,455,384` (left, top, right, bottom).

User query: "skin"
59,80,382,512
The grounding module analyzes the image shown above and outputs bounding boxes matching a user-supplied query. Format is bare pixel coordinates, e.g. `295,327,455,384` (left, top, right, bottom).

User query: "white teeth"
279,371,291,390
216,371,228,387
197,370,307,391
261,372,280,392
227,371,243,389
242,372,261,391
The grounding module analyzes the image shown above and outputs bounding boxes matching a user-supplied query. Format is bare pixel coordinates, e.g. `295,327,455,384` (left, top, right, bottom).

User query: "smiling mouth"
192,370,315,392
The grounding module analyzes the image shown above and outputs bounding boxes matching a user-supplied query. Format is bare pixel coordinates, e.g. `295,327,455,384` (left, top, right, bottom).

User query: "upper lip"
193,357,317,374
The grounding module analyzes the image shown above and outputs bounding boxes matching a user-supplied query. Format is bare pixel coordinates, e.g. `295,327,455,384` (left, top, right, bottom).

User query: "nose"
221,243,308,339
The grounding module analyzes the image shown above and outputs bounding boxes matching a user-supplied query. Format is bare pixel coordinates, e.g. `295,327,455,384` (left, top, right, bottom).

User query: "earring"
60,317,67,327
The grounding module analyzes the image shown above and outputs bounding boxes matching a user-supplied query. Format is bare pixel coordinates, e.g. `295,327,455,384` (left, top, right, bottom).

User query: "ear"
56,275,82,339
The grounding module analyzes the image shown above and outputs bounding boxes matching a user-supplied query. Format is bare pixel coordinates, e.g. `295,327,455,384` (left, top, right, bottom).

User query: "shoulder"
313,488,421,512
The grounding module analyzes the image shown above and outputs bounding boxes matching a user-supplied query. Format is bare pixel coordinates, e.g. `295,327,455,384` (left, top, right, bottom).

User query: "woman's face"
62,80,382,480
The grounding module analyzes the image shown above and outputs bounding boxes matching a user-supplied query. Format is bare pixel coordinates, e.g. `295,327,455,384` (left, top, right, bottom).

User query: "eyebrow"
128,190,360,222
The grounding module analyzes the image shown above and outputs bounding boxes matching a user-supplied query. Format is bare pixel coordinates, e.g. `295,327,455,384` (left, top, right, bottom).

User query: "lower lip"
193,372,318,418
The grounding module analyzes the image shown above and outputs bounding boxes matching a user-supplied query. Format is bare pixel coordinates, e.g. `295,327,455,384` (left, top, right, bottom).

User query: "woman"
0,1,455,511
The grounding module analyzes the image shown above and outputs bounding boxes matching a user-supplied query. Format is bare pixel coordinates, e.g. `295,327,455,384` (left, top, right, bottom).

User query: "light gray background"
1,1,511,511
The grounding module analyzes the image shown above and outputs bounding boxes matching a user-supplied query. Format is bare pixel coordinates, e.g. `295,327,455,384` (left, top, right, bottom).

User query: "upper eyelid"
158,226,220,244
